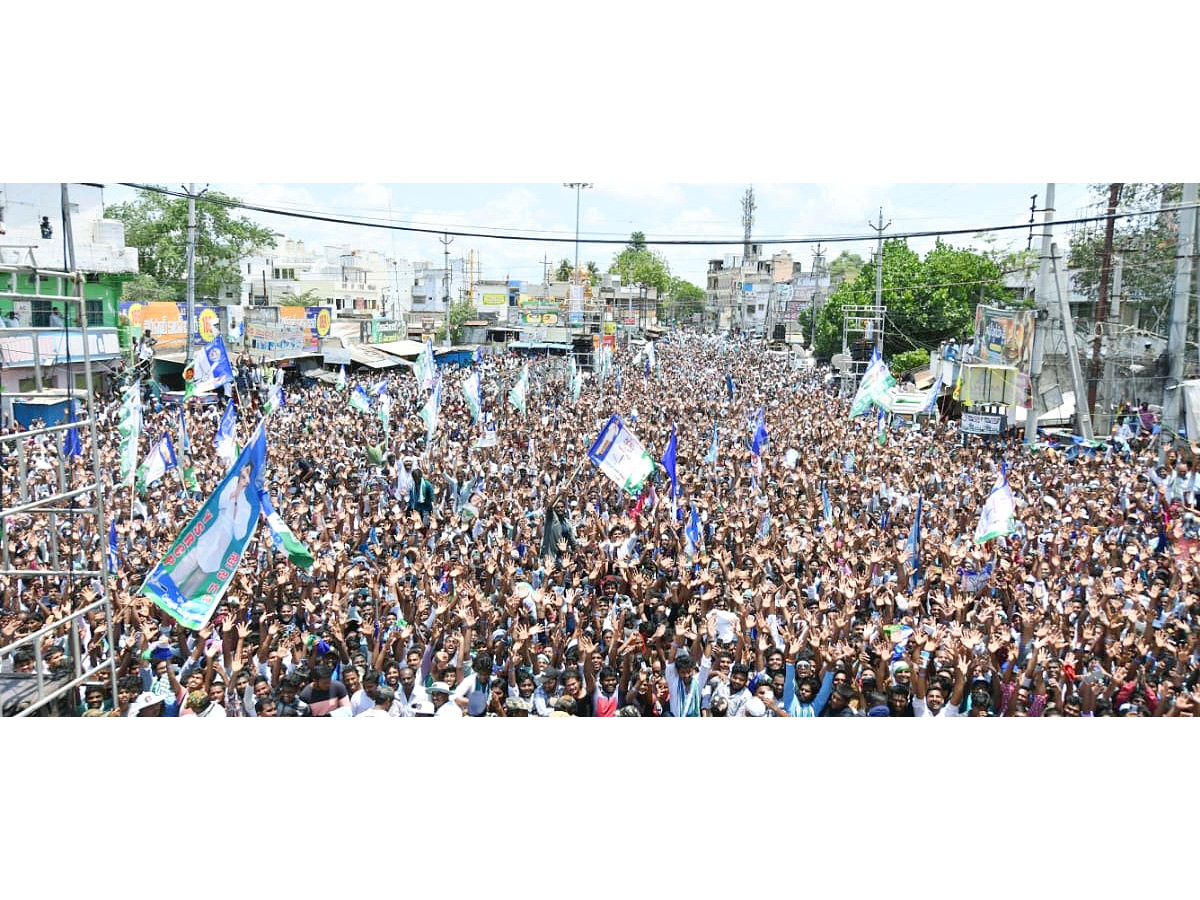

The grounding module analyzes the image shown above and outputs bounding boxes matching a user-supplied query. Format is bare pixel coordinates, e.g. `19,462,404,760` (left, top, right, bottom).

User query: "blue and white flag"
660,424,678,513
463,370,482,424
704,424,718,465
757,510,771,540
186,336,234,397
264,381,285,417
377,391,392,433
62,404,83,458
258,489,314,570
419,371,443,440
849,349,895,418
508,364,529,417
725,373,735,401
370,378,390,400
959,562,995,594
974,466,1017,544
750,406,768,456
906,493,922,572
923,369,944,415
416,338,436,391
587,415,655,497
335,365,347,391
684,502,702,559
646,341,656,371
177,403,191,454
821,481,833,526
214,400,237,469
107,520,120,575
349,385,372,415
137,432,178,489
141,421,266,631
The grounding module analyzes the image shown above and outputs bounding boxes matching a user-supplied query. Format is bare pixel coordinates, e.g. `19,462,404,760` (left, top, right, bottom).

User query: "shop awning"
348,345,405,369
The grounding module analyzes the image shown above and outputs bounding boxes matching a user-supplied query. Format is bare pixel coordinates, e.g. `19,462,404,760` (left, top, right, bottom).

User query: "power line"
116,183,1200,250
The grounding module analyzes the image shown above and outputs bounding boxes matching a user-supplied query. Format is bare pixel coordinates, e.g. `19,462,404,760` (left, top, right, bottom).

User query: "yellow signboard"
481,293,506,306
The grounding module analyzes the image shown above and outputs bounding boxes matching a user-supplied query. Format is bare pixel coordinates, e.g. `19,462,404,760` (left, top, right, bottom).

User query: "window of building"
86,298,103,323
18,377,37,392
30,298,52,327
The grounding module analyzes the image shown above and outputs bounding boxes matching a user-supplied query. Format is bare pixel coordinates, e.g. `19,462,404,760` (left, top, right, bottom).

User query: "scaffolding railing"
1,262,118,717
840,305,886,397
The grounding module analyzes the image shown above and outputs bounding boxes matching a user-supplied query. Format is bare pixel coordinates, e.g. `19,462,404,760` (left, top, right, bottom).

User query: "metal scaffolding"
840,304,886,398
1,260,119,716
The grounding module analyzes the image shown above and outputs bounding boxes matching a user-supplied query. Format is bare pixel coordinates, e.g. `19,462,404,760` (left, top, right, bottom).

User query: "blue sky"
94,182,1098,288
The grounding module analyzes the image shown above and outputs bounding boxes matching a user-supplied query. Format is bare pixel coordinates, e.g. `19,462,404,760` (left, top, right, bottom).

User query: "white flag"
974,468,1016,544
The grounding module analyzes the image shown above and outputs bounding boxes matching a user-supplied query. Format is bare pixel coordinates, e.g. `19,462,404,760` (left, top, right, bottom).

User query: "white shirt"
395,684,429,717
434,699,463,717
357,707,392,718
452,672,489,716
912,697,959,718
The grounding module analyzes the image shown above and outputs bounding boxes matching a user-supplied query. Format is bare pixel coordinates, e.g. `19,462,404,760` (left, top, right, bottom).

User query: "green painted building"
0,270,134,328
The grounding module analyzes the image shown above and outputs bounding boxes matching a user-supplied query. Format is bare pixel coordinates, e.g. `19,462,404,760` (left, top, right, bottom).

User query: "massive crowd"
3,331,1199,717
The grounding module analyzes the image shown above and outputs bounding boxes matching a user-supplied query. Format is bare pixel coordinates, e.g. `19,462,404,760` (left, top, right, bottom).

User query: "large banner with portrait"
973,305,1034,370
140,423,266,630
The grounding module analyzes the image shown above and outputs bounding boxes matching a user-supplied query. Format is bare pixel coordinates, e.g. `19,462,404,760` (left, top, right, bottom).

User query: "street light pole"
563,183,592,285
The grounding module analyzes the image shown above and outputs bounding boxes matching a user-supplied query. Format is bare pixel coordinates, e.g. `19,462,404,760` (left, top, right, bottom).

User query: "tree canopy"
106,187,276,303
434,297,477,344
662,277,706,323
609,231,671,296
828,250,865,285
814,238,1005,360
1067,183,1183,334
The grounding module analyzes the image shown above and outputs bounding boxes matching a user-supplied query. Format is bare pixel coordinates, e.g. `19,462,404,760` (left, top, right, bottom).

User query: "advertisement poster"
120,301,220,349
973,305,1034,370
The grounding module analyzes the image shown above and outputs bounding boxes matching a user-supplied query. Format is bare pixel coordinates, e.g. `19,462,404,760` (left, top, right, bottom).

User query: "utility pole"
1163,182,1198,442
868,207,890,357
186,183,197,363
182,183,209,363
563,183,592,286
541,253,552,299
1025,184,1055,445
440,233,453,348
1051,243,1093,441
811,242,824,350
1026,194,1038,251
1087,183,1123,421
1100,251,1124,435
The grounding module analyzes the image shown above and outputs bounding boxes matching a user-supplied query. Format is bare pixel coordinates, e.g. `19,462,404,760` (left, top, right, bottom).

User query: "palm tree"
586,261,600,285
555,259,573,282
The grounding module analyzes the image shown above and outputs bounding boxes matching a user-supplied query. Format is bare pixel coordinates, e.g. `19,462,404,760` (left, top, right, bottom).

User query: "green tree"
1067,183,1182,333
106,187,277,302
663,277,706,323
434,297,477,345
278,288,323,307
890,348,932,378
555,258,573,282
814,238,1003,359
586,261,601,286
828,251,865,285
118,273,173,303
609,231,671,296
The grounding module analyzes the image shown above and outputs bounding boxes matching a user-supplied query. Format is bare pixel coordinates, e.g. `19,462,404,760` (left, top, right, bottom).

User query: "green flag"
508,364,529,416
117,381,143,487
